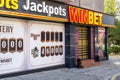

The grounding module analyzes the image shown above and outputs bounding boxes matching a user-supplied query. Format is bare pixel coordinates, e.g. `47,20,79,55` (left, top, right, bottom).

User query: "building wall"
54,0,80,6
54,0,104,12
80,0,104,12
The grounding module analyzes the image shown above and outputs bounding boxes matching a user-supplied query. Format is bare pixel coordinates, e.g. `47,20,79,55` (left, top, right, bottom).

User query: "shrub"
108,45,120,55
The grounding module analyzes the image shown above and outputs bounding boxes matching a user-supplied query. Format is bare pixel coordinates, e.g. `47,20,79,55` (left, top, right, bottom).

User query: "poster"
28,21,65,69
98,28,105,57
0,17,25,74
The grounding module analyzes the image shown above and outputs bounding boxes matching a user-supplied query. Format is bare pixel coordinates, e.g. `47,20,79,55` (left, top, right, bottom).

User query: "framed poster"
0,17,25,75
98,28,105,57
29,21,65,69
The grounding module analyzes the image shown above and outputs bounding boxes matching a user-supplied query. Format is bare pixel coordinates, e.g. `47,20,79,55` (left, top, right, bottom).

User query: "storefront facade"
0,0,115,76
65,6,115,68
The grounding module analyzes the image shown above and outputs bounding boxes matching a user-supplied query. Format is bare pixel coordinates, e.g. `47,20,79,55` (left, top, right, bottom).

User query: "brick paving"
1,56,120,80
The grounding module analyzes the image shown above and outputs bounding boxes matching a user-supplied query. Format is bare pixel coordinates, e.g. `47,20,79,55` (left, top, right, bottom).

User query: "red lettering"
83,10,89,24
69,6,103,25
79,9,84,23
69,6,79,23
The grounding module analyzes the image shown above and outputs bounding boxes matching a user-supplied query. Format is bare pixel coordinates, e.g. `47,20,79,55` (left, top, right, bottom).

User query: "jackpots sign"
0,0,68,22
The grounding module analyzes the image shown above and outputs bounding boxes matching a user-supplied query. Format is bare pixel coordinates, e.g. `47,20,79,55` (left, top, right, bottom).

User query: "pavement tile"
1,56,120,80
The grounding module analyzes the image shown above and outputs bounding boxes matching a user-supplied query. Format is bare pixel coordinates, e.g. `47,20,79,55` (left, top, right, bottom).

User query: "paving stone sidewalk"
1,56,120,80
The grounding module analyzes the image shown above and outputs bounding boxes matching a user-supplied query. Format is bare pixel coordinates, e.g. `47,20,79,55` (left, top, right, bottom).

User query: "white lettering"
42,2,48,13
10,41,15,48
54,7,59,15
48,6,54,16
2,41,6,48
22,0,30,10
18,40,22,48
30,2,36,12
59,6,62,16
22,0,67,17
62,9,66,16
37,4,42,12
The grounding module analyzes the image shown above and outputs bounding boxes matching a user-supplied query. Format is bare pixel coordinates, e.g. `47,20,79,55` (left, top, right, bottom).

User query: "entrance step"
80,59,101,68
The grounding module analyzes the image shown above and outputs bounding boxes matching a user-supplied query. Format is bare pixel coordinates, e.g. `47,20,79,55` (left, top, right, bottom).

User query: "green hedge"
108,45,120,55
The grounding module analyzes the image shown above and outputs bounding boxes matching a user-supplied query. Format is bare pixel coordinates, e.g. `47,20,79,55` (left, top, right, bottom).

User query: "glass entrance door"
78,27,89,59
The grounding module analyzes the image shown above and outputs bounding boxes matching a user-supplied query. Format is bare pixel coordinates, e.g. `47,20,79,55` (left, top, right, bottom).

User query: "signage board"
102,14,115,28
0,17,25,74
0,0,115,27
69,6,103,26
28,21,65,69
0,0,68,22
68,6,115,28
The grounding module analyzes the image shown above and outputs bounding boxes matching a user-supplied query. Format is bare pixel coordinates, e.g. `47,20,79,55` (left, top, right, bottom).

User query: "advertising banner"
0,17,25,74
28,21,65,69
98,28,105,57
0,0,68,22
68,6,115,28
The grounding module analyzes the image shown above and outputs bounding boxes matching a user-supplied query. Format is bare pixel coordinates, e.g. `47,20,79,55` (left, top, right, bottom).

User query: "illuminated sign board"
69,6,103,25
0,1,115,27
0,0,68,22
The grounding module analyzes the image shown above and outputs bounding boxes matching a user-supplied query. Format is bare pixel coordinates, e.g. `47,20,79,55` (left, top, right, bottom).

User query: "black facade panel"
65,23,76,34
65,23,76,68
105,28,109,60
0,65,65,79
65,34,76,45
65,57,75,68
65,34,70,45
65,46,75,57
70,35,76,45
94,27,98,61
65,23,70,34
